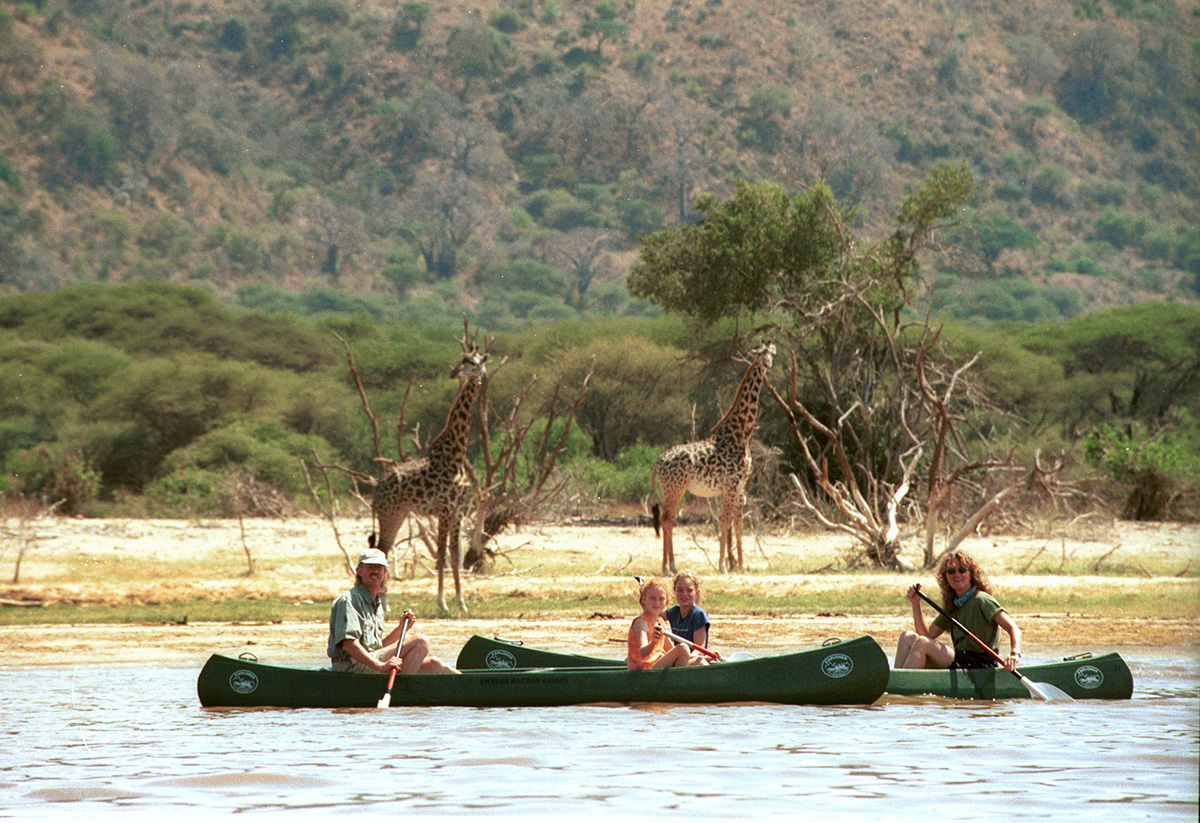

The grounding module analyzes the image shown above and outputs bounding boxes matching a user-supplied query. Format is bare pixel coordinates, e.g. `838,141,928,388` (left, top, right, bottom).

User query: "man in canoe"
328,549,459,674
894,550,1023,672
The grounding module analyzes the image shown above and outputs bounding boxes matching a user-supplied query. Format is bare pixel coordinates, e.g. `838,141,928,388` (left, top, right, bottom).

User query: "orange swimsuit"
627,614,669,670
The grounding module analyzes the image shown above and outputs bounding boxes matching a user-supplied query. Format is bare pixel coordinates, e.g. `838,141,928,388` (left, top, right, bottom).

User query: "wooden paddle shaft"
913,585,1015,671
378,618,411,704
662,627,720,660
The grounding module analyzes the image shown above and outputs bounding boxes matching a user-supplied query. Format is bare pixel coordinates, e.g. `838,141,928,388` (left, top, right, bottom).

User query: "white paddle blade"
1021,676,1074,702
376,694,391,708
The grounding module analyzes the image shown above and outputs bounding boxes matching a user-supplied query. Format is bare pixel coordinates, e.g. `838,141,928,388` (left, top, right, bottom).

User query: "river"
1,647,1196,821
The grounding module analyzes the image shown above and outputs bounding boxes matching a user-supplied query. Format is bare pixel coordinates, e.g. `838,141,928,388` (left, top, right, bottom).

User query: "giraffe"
371,348,487,615
650,342,775,574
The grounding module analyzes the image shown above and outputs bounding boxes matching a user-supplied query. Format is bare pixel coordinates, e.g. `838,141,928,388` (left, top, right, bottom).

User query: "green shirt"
327,583,386,663
932,590,1003,654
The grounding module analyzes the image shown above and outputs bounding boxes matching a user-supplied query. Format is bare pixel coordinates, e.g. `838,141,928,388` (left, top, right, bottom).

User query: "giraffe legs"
448,513,467,614
434,514,468,616
658,493,681,575
718,492,744,572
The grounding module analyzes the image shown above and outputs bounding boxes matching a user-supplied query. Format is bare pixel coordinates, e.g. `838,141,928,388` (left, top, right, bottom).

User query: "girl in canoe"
894,550,1023,672
627,578,709,670
666,571,711,650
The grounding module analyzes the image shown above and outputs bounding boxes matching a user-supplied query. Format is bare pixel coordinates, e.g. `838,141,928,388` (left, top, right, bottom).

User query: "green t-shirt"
932,590,1003,654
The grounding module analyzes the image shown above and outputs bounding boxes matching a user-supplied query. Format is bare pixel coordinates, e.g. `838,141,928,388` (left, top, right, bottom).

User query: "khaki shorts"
330,658,378,674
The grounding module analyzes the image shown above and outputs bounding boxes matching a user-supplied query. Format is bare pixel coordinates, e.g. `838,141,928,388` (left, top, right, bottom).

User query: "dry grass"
1,515,1197,667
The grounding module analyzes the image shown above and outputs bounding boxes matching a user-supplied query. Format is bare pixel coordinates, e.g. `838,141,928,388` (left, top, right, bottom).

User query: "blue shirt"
666,605,710,646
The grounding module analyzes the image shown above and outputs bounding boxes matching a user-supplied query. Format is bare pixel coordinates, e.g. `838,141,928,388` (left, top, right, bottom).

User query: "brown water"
1,648,1196,821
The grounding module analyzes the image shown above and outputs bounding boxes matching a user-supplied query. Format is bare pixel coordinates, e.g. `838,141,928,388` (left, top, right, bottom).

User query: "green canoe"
196,635,889,708
456,635,1133,700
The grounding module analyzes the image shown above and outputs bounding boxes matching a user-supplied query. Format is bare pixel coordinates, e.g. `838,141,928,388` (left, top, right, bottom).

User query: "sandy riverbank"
2,516,1197,666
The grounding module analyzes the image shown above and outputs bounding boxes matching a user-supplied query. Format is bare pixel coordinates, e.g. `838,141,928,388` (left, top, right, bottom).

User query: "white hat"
357,549,388,567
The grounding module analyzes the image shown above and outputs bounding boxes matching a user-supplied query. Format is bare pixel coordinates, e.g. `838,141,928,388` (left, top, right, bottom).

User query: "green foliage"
0,283,335,372
551,337,699,459
47,106,121,186
6,442,101,515
217,17,249,51
632,164,976,327
629,181,842,324
953,208,1038,265
1084,419,1200,519
568,441,661,500
159,419,334,496
1017,303,1200,439
929,277,1081,323
1093,207,1150,249
737,86,793,153
1030,163,1071,206
0,153,22,192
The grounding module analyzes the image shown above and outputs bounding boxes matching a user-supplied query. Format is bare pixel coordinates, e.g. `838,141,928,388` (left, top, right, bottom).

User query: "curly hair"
935,550,991,612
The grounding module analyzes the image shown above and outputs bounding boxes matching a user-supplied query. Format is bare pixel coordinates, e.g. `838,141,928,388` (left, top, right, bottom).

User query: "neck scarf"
954,586,977,609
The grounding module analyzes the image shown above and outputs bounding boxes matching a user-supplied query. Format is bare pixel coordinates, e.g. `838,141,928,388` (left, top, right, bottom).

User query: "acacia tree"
629,163,1048,567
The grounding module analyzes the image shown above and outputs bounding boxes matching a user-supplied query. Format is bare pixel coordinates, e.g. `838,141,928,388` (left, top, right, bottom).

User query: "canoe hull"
885,652,1133,700
196,635,888,708
456,636,1133,700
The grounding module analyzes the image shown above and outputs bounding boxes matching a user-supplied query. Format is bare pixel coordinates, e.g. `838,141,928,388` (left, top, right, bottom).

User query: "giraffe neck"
710,358,769,445
427,373,482,465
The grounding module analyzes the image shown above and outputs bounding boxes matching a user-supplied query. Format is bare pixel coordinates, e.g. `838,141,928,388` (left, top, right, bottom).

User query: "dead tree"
770,282,1058,569
463,358,593,571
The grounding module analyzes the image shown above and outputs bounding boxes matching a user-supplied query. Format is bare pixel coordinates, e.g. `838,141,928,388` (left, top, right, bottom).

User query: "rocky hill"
0,0,1196,328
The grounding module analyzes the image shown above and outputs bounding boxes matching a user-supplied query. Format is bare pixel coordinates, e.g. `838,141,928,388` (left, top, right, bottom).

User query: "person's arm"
692,625,708,649
339,637,400,672
905,585,944,639
378,609,415,657
632,617,665,658
993,610,1022,672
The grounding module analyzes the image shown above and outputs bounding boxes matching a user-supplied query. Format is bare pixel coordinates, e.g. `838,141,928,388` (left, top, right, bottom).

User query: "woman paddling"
894,551,1023,672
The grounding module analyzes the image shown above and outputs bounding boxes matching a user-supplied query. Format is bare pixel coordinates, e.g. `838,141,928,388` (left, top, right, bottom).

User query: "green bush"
1031,164,1071,206
158,419,333,497
954,208,1038,265
217,17,248,51
1093,207,1149,250
1084,420,1200,520
50,108,121,187
0,153,22,192
568,441,661,501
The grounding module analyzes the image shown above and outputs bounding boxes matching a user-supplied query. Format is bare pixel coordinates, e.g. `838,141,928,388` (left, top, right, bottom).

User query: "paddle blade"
1020,676,1074,702
377,669,398,708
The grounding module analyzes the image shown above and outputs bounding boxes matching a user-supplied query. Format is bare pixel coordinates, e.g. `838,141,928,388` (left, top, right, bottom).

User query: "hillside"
0,0,1197,327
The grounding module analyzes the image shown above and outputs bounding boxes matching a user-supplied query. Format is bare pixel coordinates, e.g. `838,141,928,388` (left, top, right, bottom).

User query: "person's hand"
402,609,415,629
380,655,403,672
905,585,920,605
651,622,663,641
1002,652,1020,672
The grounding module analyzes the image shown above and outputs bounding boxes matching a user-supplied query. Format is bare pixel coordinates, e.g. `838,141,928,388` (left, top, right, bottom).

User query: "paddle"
376,616,411,709
661,626,722,661
913,585,1072,702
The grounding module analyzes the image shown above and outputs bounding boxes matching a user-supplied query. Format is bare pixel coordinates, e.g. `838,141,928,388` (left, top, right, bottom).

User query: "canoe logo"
1073,665,1104,690
821,653,854,679
229,670,259,694
484,650,518,669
